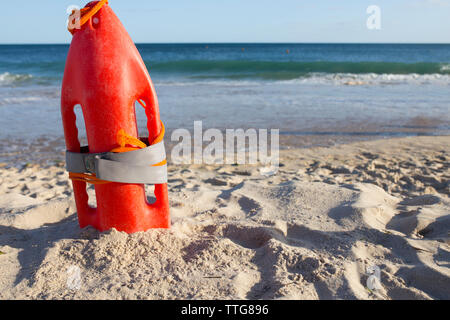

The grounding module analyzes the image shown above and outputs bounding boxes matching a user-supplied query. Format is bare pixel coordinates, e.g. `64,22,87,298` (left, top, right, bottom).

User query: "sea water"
0,43,449,163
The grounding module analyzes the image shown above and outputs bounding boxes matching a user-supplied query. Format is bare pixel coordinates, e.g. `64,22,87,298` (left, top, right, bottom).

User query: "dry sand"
0,136,449,300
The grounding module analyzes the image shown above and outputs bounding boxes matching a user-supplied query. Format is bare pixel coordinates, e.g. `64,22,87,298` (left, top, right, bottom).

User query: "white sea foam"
0,96,44,106
280,73,450,86
0,72,33,86
440,64,450,72
155,72,450,87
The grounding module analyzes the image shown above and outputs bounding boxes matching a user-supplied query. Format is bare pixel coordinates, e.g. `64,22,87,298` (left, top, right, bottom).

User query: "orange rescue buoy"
61,1,170,233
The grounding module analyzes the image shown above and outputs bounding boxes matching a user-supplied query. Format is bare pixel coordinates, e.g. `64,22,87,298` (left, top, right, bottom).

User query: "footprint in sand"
204,178,228,186
222,225,273,249
237,196,262,217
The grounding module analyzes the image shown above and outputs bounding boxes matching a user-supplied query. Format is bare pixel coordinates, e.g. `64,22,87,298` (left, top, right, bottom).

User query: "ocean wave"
155,72,450,87
0,72,33,86
0,96,44,106
147,60,450,80
0,72,60,88
4,60,450,89
282,72,450,86
441,64,450,72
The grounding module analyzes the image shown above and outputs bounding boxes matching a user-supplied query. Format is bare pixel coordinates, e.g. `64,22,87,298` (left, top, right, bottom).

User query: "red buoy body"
61,2,169,233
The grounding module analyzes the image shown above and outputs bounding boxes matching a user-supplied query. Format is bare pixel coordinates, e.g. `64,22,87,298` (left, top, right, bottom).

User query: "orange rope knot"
111,129,147,153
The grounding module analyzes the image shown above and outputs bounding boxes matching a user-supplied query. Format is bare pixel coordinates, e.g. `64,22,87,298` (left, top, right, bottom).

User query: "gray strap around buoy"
66,141,167,184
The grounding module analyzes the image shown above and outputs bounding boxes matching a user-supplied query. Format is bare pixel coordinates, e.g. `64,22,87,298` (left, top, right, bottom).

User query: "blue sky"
0,0,449,43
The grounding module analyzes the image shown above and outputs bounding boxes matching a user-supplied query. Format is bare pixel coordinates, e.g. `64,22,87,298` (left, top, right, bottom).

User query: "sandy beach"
0,135,448,300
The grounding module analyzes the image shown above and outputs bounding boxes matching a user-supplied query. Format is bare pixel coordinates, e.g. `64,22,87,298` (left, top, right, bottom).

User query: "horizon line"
1,41,450,46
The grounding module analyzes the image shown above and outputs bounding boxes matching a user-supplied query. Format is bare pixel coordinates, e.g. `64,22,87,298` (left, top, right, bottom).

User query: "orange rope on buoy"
69,172,111,184
69,120,166,185
68,0,109,34
111,129,148,152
